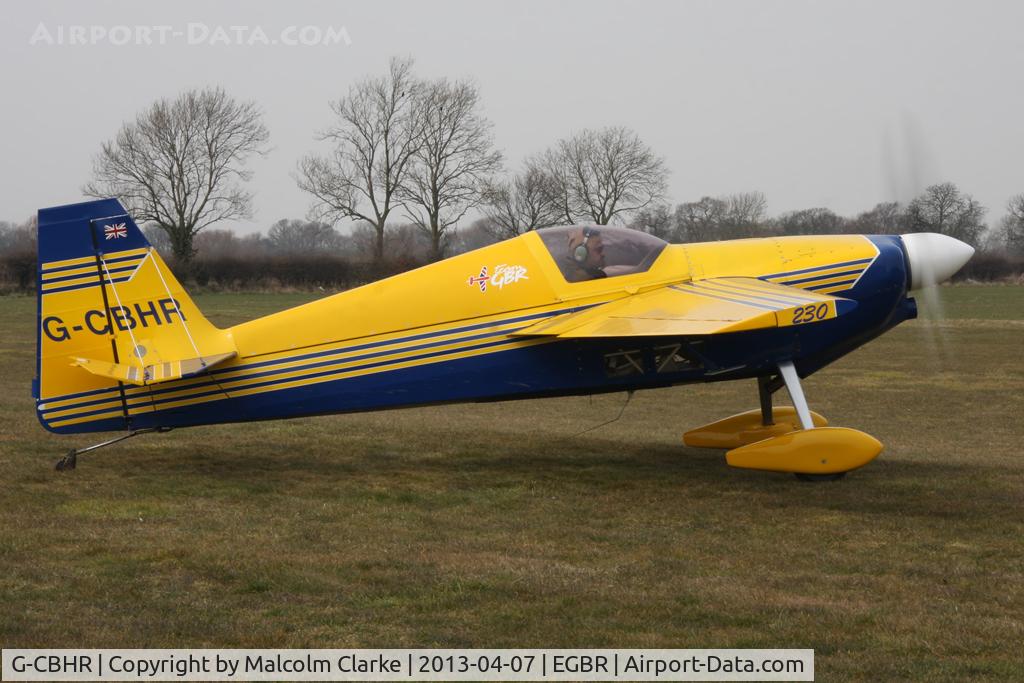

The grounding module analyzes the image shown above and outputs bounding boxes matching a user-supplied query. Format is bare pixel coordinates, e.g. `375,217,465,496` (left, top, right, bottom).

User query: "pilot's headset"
572,227,600,264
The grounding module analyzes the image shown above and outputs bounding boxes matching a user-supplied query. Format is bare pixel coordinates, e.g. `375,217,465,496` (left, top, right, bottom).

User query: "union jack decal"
104,223,128,240
467,266,490,292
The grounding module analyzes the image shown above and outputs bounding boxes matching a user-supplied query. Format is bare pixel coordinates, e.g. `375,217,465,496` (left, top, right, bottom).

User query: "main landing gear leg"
775,361,844,481
777,360,815,431
758,375,774,427
55,427,171,471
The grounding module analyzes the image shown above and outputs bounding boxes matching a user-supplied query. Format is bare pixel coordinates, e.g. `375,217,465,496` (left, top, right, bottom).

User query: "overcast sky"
2,0,1022,234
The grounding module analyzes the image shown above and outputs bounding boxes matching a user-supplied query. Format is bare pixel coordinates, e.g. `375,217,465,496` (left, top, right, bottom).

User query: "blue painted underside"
44,235,915,435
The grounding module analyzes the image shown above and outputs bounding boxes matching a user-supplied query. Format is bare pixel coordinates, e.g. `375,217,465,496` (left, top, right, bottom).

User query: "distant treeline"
0,217,496,293
4,63,1023,292
2,185,1022,294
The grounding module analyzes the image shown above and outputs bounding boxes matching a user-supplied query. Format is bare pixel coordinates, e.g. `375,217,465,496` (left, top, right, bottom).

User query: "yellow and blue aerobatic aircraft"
35,199,973,479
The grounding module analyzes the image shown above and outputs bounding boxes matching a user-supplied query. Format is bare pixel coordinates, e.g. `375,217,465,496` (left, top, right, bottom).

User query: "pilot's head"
567,227,605,271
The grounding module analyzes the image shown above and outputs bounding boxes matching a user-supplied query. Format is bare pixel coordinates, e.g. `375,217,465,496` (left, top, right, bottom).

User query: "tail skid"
54,427,172,471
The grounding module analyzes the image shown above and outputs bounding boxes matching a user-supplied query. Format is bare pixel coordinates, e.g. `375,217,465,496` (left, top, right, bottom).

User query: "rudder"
34,199,236,434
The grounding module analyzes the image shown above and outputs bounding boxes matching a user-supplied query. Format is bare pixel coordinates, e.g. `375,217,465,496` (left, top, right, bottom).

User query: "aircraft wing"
512,277,857,338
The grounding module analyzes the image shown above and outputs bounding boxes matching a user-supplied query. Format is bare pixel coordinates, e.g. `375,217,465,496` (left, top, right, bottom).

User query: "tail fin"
34,199,236,433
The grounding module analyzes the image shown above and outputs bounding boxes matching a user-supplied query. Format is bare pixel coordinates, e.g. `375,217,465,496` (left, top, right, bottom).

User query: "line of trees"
81,59,671,266
3,181,1022,292
627,183,999,249
2,57,1024,291
0,216,37,291
76,59,1024,263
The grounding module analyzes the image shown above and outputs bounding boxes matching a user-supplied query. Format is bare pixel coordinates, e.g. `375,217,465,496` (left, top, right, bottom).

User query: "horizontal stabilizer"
512,277,857,338
72,351,236,386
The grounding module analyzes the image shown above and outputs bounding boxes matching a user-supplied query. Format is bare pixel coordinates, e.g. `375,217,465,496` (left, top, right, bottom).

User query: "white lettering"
209,25,231,46
29,23,352,48
491,264,529,289
187,22,209,44
324,25,353,46
248,26,270,45
298,25,321,45
29,22,53,45
108,25,132,46
152,25,172,44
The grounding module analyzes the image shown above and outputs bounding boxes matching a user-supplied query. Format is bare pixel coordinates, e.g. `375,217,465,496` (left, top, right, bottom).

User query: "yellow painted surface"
511,277,847,338
39,248,235,400
72,351,237,386
725,427,884,473
38,231,881,427
683,407,829,449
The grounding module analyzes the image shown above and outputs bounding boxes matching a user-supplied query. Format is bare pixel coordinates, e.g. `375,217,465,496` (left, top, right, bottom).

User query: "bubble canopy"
536,225,668,283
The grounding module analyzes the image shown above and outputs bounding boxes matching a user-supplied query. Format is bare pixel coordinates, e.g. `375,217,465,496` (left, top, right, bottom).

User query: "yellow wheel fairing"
683,407,829,449
725,427,884,474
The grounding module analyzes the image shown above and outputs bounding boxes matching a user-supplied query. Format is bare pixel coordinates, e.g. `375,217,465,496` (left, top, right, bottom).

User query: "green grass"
1,285,1022,680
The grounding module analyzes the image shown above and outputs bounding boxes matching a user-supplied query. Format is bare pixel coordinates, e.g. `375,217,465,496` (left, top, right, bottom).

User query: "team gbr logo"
466,264,528,292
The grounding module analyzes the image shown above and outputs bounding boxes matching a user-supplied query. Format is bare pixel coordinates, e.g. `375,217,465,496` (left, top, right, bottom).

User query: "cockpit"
537,225,668,283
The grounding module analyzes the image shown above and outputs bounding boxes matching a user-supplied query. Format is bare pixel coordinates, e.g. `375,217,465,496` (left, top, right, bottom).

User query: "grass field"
1,285,1022,680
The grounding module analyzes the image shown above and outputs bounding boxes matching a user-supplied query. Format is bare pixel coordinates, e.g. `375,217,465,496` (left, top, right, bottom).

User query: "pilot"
564,227,607,282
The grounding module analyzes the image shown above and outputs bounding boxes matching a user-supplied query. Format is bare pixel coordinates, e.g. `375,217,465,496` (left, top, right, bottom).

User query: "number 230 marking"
792,302,830,324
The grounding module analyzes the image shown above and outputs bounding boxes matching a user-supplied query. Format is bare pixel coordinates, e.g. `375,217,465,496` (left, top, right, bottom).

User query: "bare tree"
538,126,668,225
0,215,38,290
772,207,845,235
297,57,422,263
448,217,501,254
348,220,430,265
675,196,728,243
627,203,676,241
401,78,502,260
719,192,768,238
991,193,1024,256
348,223,380,262
907,182,987,247
673,192,767,242
193,229,241,261
141,224,173,258
387,222,432,264
481,162,564,239
847,201,909,234
84,87,269,263
0,216,37,255
267,219,342,254
237,233,272,259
